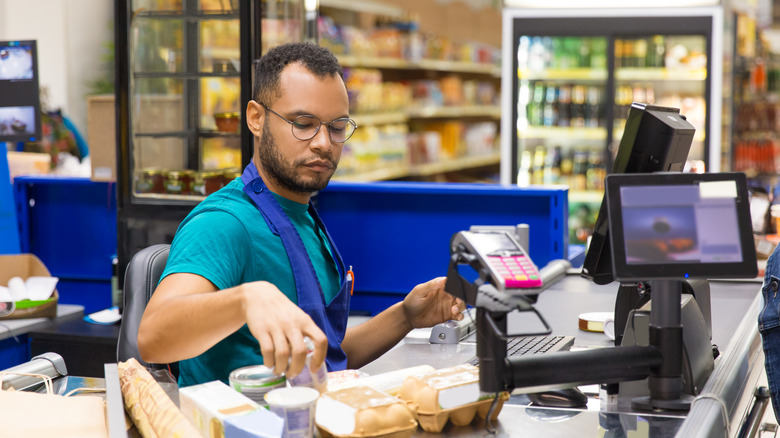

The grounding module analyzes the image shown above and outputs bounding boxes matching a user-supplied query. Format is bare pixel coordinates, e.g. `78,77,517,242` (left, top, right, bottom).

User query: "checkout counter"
362,274,767,437
14,274,766,437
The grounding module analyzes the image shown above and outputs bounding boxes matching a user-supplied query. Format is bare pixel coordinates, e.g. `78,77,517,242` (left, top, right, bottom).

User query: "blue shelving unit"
315,180,568,314
14,176,117,314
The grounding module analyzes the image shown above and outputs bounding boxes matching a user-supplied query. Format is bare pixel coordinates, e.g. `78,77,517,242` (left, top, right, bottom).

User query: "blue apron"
241,162,350,371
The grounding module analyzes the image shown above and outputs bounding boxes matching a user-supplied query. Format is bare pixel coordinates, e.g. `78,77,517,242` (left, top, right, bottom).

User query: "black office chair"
116,244,177,376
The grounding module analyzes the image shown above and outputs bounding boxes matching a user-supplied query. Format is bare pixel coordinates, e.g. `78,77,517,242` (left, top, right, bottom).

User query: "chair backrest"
116,244,172,373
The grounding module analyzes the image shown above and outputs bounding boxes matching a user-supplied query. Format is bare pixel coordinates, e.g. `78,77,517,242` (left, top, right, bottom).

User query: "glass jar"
203,170,224,195
136,168,166,194
191,171,207,196
165,171,186,195
222,167,241,185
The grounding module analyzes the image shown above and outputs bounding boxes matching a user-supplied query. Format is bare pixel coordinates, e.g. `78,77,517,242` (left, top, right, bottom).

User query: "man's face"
253,63,349,197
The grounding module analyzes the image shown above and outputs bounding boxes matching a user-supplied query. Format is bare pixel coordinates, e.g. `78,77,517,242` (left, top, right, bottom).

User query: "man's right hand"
138,274,327,380
241,281,328,378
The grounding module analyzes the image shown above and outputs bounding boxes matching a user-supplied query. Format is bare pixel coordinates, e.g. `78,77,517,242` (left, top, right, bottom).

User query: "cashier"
137,42,465,387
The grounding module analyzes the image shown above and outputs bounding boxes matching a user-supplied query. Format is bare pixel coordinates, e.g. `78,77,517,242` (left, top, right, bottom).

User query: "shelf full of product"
318,10,502,182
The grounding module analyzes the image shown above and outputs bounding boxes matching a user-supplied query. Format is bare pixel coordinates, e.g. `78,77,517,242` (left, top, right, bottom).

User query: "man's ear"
246,100,264,137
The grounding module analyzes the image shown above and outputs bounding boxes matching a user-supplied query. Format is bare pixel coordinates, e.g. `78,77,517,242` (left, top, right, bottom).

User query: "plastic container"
287,337,328,394
265,386,320,438
229,365,286,407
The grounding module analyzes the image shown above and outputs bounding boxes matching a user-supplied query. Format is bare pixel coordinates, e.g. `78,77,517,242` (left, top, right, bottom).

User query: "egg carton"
414,392,509,433
397,364,510,433
316,385,417,438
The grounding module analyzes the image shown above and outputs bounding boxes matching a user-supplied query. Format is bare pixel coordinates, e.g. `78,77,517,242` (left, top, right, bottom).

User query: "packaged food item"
265,386,320,438
315,385,417,438
118,358,202,438
180,380,284,438
287,337,328,393
397,364,509,433
326,365,434,395
229,365,286,407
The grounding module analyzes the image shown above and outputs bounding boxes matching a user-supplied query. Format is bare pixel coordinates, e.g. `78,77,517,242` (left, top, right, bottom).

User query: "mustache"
295,154,338,168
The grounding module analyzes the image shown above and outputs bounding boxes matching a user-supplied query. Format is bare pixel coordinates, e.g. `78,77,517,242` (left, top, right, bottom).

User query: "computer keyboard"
468,335,575,366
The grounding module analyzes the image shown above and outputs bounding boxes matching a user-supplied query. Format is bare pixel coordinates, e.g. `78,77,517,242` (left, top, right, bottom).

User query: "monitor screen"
0,40,41,143
605,172,756,281
580,103,695,285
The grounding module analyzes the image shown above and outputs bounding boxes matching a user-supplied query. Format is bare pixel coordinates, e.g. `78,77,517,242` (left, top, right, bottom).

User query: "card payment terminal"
450,230,542,293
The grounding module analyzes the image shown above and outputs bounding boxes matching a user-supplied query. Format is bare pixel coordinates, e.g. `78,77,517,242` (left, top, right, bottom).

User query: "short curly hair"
252,42,344,105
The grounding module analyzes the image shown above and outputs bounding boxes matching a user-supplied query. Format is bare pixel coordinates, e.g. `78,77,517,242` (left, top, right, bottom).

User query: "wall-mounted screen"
0,40,41,143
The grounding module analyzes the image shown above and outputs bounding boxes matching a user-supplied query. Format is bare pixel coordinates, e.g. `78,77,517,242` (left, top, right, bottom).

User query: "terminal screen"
618,182,742,265
606,172,756,281
470,232,520,253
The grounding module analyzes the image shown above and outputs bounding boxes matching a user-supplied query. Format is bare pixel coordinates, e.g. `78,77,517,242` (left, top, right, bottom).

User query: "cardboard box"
87,95,117,182
87,94,186,182
179,380,284,438
0,254,58,319
6,151,50,180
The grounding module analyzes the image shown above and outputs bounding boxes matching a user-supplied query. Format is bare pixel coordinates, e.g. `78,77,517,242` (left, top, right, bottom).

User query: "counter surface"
359,275,762,437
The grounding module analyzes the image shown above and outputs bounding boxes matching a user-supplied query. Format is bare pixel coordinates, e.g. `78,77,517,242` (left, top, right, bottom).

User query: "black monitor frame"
581,103,695,285
0,40,42,144
606,172,757,282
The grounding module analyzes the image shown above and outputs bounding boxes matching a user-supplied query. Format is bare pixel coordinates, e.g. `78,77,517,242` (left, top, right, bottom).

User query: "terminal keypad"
488,254,542,288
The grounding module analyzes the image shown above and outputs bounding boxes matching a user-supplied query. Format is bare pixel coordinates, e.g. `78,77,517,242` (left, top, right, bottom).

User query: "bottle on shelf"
531,145,547,185
543,83,558,127
585,86,601,128
570,85,586,128
557,84,572,127
518,149,533,186
528,81,545,126
646,35,666,68
543,145,562,185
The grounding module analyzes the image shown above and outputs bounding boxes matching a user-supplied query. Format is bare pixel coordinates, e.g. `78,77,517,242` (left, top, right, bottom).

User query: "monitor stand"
631,279,695,411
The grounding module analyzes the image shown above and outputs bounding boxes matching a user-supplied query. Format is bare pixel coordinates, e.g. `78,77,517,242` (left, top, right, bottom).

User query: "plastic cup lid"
264,386,320,408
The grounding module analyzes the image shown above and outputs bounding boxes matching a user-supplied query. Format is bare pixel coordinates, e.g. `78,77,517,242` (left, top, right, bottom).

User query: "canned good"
136,168,166,194
229,365,286,406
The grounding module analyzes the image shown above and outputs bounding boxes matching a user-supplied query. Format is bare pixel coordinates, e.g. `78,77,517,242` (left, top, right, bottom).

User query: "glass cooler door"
115,0,308,281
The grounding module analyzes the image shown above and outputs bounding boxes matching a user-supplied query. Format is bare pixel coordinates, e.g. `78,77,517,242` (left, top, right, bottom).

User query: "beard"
257,119,338,195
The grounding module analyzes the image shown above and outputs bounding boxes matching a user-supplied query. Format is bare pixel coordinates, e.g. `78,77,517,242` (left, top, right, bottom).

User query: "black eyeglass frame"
259,102,358,143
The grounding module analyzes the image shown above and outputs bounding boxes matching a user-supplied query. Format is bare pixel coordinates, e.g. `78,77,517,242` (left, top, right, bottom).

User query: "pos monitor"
605,172,757,282
581,103,695,285
0,40,41,143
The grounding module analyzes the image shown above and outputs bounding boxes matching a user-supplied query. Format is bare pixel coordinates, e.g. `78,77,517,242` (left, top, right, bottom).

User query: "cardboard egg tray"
413,392,510,433
398,364,510,433
315,385,417,438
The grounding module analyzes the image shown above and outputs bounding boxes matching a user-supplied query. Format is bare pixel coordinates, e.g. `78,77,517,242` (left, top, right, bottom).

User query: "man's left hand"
402,277,466,330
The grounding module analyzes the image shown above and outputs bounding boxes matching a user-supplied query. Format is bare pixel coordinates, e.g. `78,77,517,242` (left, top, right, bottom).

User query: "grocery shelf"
519,126,607,140
353,112,408,126
320,0,403,17
569,190,604,204
407,105,501,119
353,106,501,125
337,55,500,76
615,68,707,81
518,68,608,81
411,152,501,176
334,152,501,181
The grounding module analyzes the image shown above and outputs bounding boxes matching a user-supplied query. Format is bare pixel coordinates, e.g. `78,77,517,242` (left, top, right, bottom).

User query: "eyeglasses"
260,103,357,143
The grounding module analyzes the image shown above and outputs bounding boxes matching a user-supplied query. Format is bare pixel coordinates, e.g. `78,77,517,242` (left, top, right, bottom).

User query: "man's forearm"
342,302,412,369
137,279,248,364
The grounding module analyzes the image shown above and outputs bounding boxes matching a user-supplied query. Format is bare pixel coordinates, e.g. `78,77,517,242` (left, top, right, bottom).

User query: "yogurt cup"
264,386,320,438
